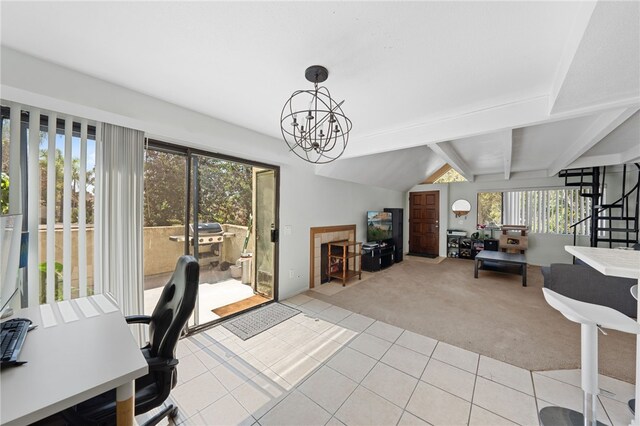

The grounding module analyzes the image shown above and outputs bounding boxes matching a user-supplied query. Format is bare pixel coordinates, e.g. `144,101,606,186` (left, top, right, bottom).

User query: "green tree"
195,157,252,226
1,121,10,213
478,192,502,225
143,151,253,227
435,168,467,183
1,172,8,214
143,150,187,226
39,147,95,224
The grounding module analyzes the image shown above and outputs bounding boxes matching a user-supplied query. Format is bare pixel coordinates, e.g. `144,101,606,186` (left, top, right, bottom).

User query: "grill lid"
190,222,223,234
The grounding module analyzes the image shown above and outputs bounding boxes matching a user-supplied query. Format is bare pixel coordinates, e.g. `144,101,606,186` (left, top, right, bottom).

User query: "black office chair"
61,255,200,426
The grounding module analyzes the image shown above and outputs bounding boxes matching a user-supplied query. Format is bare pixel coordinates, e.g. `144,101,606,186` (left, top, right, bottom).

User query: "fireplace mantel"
309,225,356,288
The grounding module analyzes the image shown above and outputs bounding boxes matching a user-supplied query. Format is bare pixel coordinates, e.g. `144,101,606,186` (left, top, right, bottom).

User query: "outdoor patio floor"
144,277,256,324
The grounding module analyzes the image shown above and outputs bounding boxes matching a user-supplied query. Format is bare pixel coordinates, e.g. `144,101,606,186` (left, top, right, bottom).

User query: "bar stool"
540,288,640,426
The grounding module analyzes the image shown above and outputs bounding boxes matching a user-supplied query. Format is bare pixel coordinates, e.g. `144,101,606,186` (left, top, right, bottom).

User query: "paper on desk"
91,294,119,314
58,300,79,323
39,304,57,328
74,297,100,318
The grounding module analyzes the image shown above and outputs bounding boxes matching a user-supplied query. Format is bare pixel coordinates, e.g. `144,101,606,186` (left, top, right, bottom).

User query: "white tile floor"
141,295,635,426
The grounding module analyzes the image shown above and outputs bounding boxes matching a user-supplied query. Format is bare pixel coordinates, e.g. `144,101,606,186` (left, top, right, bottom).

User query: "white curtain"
94,124,145,331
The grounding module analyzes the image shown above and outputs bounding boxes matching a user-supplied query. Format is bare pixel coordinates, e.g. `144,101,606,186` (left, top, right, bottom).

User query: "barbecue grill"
190,222,224,265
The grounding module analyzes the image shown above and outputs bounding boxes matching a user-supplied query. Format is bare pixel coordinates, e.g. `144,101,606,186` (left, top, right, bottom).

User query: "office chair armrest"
125,315,152,324
147,356,179,372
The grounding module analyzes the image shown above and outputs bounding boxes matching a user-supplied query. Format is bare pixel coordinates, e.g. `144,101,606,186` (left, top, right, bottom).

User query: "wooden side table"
328,241,362,286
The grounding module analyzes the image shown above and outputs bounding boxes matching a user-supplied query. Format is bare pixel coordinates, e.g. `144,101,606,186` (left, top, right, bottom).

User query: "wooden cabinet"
328,241,362,286
446,235,473,259
447,235,462,258
447,236,499,259
362,245,395,272
384,208,403,263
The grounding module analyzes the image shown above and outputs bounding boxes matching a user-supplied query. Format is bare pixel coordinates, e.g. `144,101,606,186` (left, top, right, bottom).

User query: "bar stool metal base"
539,406,606,426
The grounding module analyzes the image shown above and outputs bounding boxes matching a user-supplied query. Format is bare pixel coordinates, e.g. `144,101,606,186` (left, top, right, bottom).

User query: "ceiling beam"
429,143,474,182
342,95,640,160
474,169,551,183
344,96,548,159
548,1,598,114
501,129,513,180
547,107,639,176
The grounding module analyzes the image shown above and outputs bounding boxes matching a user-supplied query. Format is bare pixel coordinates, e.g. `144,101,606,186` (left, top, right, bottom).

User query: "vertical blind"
1,102,97,306
502,188,598,235
2,101,146,331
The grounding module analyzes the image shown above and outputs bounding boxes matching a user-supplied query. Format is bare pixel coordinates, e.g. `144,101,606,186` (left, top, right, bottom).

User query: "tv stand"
362,245,395,272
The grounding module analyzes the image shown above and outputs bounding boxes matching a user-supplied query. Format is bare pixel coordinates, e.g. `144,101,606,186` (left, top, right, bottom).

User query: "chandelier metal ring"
280,65,352,164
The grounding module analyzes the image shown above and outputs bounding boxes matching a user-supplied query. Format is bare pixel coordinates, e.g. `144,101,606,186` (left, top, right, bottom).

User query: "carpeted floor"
306,256,636,383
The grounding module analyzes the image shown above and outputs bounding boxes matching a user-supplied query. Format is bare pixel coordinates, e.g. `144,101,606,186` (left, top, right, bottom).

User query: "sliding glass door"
142,147,188,317
254,169,276,299
143,142,278,331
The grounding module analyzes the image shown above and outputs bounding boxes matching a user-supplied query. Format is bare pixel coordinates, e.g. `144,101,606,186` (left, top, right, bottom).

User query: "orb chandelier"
280,65,352,164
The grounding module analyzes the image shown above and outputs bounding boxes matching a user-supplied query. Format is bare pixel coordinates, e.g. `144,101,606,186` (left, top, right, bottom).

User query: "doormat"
407,252,438,259
221,303,300,340
405,256,446,265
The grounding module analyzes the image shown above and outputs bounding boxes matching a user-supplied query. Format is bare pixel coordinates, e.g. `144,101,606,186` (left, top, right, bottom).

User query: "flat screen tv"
367,211,392,242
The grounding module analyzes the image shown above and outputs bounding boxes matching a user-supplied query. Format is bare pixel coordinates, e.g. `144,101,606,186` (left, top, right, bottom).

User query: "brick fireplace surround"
309,225,356,288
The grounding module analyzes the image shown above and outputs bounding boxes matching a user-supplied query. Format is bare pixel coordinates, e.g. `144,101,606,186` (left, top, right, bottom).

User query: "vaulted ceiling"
1,1,638,191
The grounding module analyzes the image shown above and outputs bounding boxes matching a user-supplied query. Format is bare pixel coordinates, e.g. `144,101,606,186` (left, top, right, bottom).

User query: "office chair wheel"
169,406,178,419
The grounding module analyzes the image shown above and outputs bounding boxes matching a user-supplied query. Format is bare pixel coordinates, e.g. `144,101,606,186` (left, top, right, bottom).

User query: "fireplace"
309,225,356,288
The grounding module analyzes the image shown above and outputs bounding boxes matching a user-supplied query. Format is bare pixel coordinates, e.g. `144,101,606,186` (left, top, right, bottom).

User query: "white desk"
0,295,148,426
564,246,640,426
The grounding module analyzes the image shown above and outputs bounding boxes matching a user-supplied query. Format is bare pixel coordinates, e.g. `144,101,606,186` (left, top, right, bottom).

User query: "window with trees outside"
477,188,595,235
1,106,96,304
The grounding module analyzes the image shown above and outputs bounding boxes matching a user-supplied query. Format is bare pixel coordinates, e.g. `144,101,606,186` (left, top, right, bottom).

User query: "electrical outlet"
289,269,294,279
284,225,292,235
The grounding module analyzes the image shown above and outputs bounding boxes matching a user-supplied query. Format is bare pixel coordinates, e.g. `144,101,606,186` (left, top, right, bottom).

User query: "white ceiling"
1,1,639,191
551,1,640,114
512,115,599,173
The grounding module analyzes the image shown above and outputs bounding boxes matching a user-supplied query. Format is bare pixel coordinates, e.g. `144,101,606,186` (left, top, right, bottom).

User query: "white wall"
1,47,403,300
407,176,603,266
448,176,591,266
280,161,403,297
603,166,639,211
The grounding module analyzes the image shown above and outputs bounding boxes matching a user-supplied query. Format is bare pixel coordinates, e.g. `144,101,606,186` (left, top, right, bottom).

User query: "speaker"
384,208,403,263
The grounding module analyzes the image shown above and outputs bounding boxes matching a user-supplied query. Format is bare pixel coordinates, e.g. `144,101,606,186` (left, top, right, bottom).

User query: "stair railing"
570,165,640,247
